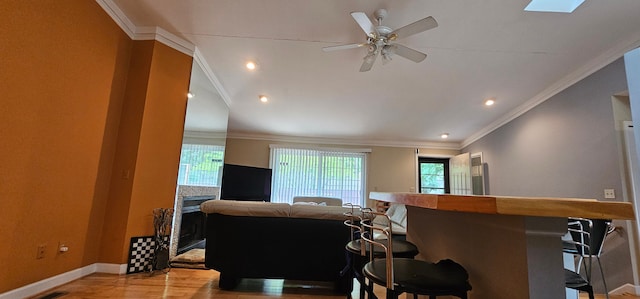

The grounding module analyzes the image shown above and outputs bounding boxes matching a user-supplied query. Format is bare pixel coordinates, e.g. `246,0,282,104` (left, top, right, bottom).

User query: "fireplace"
176,195,214,254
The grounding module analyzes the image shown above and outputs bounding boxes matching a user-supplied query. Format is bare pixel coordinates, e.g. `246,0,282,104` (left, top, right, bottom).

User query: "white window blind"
177,144,225,186
269,146,367,206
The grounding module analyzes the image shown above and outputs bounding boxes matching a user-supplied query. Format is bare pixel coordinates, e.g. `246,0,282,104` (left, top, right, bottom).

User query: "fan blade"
394,44,427,63
322,43,367,52
360,51,378,72
390,16,438,40
351,12,377,37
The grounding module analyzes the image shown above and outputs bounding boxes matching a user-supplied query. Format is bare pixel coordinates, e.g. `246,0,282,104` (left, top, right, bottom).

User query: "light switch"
604,189,615,199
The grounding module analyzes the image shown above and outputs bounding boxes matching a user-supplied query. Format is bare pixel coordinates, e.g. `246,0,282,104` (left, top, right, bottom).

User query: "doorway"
418,157,450,194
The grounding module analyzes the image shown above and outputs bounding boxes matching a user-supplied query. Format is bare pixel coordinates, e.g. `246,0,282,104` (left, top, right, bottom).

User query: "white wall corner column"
624,47,640,290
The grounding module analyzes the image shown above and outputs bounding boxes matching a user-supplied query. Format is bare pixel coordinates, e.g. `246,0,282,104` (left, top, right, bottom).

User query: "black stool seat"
565,269,594,299
344,238,419,298
363,258,472,299
346,239,419,258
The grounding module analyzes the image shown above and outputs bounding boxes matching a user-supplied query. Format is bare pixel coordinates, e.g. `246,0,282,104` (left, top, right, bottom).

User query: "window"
418,157,450,194
270,146,367,206
177,144,225,186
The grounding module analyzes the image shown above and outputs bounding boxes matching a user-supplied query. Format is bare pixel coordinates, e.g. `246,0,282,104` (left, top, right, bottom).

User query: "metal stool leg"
596,256,609,299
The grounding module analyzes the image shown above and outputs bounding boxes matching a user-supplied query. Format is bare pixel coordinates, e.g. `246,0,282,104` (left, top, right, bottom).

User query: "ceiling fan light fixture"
363,52,376,64
325,9,437,72
382,54,392,64
381,45,395,64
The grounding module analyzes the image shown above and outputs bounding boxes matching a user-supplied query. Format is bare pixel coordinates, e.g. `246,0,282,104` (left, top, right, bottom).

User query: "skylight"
524,0,585,13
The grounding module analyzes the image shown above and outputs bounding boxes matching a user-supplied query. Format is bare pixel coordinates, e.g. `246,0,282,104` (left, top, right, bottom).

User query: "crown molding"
227,132,461,150
95,0,136,39
97,0,231,105
134,26,195,56
461,32,640,148
96,0,194,56
194,48,232,107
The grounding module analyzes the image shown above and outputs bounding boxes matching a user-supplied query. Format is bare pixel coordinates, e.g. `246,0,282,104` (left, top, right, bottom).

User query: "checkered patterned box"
127,236,169,274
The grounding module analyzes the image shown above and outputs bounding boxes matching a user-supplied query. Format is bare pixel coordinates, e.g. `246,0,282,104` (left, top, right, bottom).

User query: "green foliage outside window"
177,144,224,186
271,148,365,205
420,162,445,194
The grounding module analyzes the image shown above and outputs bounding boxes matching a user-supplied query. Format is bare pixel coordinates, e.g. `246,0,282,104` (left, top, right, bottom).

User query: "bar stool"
343,206,419,299
360,213,472,299
563,218,613,299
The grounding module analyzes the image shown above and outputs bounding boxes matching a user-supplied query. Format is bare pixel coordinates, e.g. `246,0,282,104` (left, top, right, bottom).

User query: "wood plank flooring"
28,268,640,299
30,268,370,299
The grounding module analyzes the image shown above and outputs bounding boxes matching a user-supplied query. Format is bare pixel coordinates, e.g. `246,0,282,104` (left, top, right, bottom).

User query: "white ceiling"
110,0,640,148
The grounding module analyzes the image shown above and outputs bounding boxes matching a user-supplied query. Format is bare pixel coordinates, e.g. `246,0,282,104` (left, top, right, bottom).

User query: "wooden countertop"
370,192,636,220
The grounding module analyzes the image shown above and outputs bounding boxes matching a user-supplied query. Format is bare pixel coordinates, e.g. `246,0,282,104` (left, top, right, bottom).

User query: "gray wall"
463,58,632,291
464,58,627,199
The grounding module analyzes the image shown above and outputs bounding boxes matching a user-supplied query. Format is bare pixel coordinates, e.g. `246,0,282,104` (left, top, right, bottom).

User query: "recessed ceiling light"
440,133,449,139
259,95,268,103
187,92,194,99
485,98,495,106
246,61,257,70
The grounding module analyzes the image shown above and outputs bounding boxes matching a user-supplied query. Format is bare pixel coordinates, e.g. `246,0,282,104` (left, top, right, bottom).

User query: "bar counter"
369,192,635,299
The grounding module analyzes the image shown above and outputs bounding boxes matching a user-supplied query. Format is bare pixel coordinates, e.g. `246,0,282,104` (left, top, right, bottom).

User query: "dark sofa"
200,200,353,292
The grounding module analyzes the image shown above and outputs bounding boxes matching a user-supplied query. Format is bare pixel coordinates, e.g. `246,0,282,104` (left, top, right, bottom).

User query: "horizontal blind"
270,147,366,206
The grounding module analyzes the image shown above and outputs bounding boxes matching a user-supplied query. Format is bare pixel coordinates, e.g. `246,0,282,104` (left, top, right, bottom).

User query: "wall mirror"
169,59,229,259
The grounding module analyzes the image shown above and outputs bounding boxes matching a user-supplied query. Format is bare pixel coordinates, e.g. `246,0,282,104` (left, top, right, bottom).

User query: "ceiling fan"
323,9,438,72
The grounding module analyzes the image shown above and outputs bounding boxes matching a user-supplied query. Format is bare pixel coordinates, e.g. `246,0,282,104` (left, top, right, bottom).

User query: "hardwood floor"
29,268,373,299
28,268,640,299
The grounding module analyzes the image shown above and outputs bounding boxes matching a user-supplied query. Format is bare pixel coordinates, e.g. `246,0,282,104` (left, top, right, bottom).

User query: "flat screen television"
220,163,272,202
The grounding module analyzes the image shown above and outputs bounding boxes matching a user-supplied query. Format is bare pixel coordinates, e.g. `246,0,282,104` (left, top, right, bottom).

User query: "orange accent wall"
125,41,191,251
98,41,154,264
99,40,192,263
0,0,192,293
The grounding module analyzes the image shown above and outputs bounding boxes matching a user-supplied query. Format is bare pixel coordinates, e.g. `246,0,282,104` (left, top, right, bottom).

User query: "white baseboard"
0,263,126,299
610,283,640,295
95,263,128,274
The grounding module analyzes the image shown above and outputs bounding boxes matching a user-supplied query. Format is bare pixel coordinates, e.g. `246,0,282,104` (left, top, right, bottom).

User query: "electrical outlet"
604,189,615,199
36,244,46,259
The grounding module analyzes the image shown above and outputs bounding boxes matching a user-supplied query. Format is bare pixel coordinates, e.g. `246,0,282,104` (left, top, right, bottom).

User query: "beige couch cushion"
290,204,352,220
200,200,352,220
200,200,290,218
292,196,343,207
